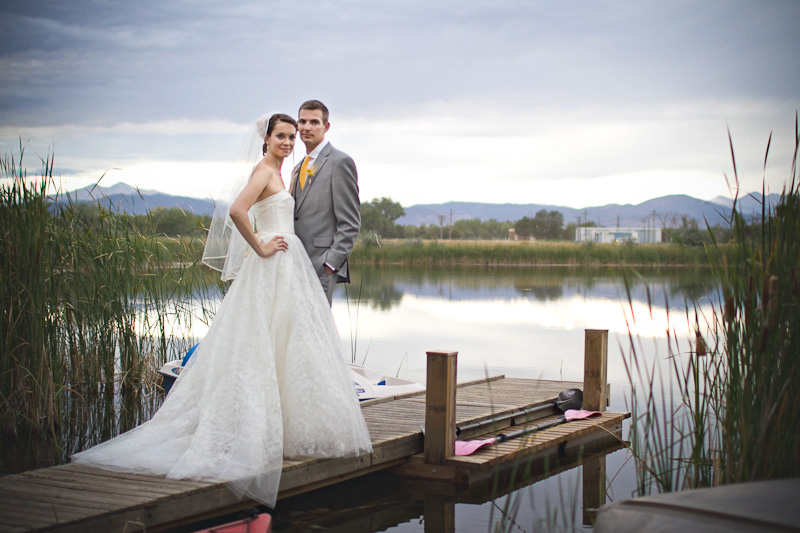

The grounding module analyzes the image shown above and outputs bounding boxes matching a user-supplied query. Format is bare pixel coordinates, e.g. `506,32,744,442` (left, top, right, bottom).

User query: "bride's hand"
256,236,288,258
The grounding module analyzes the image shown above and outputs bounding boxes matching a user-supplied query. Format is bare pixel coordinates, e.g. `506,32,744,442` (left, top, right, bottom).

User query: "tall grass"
1,148,217,472
624,122,800,494
351,239,712,267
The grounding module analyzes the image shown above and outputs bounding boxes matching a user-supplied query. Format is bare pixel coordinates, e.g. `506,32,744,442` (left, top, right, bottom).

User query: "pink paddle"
454,437,498,456
563,409,603,420
454,409,602,456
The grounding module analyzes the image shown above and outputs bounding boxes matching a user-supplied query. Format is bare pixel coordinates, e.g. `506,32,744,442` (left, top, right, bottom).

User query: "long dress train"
72,190,373,507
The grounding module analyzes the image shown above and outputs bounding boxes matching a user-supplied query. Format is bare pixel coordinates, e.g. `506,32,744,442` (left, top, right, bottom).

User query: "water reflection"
272,432,628,532
4,379,164,472
322,265,716,531
331,266,718,396
342,265,716,309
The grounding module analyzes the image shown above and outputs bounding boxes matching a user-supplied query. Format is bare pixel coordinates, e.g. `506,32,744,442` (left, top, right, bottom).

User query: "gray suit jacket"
291,142,360,283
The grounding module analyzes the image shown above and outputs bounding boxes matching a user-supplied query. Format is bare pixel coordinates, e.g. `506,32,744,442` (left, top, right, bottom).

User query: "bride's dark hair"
263,113,298,155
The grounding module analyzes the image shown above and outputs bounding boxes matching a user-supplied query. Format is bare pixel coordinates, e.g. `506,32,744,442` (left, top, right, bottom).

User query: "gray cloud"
1,0,798,205
3,1,798,125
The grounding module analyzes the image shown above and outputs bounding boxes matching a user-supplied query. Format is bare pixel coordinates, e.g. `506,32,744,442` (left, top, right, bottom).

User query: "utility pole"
449,209,453,240
652,210,657,243
437,214,445,240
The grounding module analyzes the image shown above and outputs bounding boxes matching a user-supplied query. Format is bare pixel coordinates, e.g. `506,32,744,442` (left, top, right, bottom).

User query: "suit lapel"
294,143,333,212
290,161,302,200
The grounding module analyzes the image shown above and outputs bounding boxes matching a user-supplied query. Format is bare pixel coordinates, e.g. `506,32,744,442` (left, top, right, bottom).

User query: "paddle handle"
495,415,566,443
455,401,560,436
455,389,583,436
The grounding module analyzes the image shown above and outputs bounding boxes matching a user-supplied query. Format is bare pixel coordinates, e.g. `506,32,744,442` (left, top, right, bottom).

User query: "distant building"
576,227,662,243
508,228,518,241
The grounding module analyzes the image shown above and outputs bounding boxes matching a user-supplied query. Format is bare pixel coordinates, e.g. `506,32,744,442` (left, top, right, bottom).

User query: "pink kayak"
191,512,271,533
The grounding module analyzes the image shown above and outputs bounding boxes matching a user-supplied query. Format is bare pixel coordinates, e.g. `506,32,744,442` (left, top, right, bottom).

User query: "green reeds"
351,239,711,267
713,131,800,482
624,121,800,494
1,148,216,471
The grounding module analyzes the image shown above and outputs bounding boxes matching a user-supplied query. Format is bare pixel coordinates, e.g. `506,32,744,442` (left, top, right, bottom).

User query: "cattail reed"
1,149,220,472
624,121,800,494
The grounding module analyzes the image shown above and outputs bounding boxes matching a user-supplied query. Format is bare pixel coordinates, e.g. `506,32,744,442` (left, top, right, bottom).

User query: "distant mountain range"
59,182,217,217
397,193,781,228
60,183,780,228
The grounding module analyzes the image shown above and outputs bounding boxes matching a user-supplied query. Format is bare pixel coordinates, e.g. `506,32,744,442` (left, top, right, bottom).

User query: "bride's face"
265,122,296,158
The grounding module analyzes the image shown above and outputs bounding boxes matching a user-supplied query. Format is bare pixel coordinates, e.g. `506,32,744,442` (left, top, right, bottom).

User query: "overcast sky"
1,1,798,208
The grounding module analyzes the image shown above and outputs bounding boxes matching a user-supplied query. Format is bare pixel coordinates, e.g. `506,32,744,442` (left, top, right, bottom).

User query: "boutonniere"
307,165,317,179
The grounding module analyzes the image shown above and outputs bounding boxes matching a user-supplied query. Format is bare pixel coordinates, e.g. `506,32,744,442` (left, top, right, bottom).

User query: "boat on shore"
349,363,425,400
157,346,424,401
594,477,800,532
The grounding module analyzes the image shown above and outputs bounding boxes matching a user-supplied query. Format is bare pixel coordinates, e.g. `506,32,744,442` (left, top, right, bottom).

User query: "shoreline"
350,239,717,267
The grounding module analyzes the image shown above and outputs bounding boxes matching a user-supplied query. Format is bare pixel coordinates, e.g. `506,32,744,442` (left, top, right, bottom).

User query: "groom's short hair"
299,100,329,124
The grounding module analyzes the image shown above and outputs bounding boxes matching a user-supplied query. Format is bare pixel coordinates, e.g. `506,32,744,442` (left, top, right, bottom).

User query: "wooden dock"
0,331,627,532
272,427,629,531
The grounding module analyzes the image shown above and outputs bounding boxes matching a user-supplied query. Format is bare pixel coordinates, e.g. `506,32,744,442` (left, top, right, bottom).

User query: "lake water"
31,263,716,531
331,265,716,408
263,264,718,531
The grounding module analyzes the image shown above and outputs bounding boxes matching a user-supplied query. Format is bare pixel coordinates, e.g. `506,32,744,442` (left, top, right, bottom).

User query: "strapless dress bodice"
252,190,295,234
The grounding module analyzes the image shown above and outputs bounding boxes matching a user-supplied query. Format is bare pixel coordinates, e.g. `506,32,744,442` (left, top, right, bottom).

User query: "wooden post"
424,496,455,533
424,351,458,465
582,452,607,525
583,330,608,412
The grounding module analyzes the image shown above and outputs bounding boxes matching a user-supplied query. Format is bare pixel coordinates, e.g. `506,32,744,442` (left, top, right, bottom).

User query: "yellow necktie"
299,156,310,190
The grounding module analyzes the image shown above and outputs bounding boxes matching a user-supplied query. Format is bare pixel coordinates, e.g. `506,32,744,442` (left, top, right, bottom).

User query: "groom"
292,100,360,305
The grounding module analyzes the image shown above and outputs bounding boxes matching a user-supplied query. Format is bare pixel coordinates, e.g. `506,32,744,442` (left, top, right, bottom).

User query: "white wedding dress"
72,189,373,507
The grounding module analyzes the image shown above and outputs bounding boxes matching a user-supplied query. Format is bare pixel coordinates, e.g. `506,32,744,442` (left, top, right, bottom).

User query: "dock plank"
29,463,210,491
1,477,153,506
11,473,181,501
0,376,620,532
446,412,629,471
0,494,99,524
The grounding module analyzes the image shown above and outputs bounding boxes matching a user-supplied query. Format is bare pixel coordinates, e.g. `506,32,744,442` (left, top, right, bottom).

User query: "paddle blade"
555,389,583,412
454,437,497,456
564,409,602,421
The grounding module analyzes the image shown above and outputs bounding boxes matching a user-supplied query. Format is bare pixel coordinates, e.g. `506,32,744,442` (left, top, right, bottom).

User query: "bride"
72,113,373,508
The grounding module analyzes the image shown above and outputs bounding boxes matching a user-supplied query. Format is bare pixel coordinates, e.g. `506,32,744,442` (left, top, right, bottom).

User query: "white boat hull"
158,359,424,401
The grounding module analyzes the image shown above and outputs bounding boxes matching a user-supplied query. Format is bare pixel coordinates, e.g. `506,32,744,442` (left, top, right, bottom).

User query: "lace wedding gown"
72,189,373,507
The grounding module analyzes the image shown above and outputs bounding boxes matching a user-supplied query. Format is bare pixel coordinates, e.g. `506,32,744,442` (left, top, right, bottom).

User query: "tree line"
361,197,577,240
71,196,730,246
359,197,733,245
64,203,211,237
128,207,211,237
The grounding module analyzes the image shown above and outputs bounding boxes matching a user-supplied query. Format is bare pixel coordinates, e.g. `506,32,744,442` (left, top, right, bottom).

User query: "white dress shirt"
305,139,329,169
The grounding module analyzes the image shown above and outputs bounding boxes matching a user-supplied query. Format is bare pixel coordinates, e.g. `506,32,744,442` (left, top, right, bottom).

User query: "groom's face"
298,109,330,152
